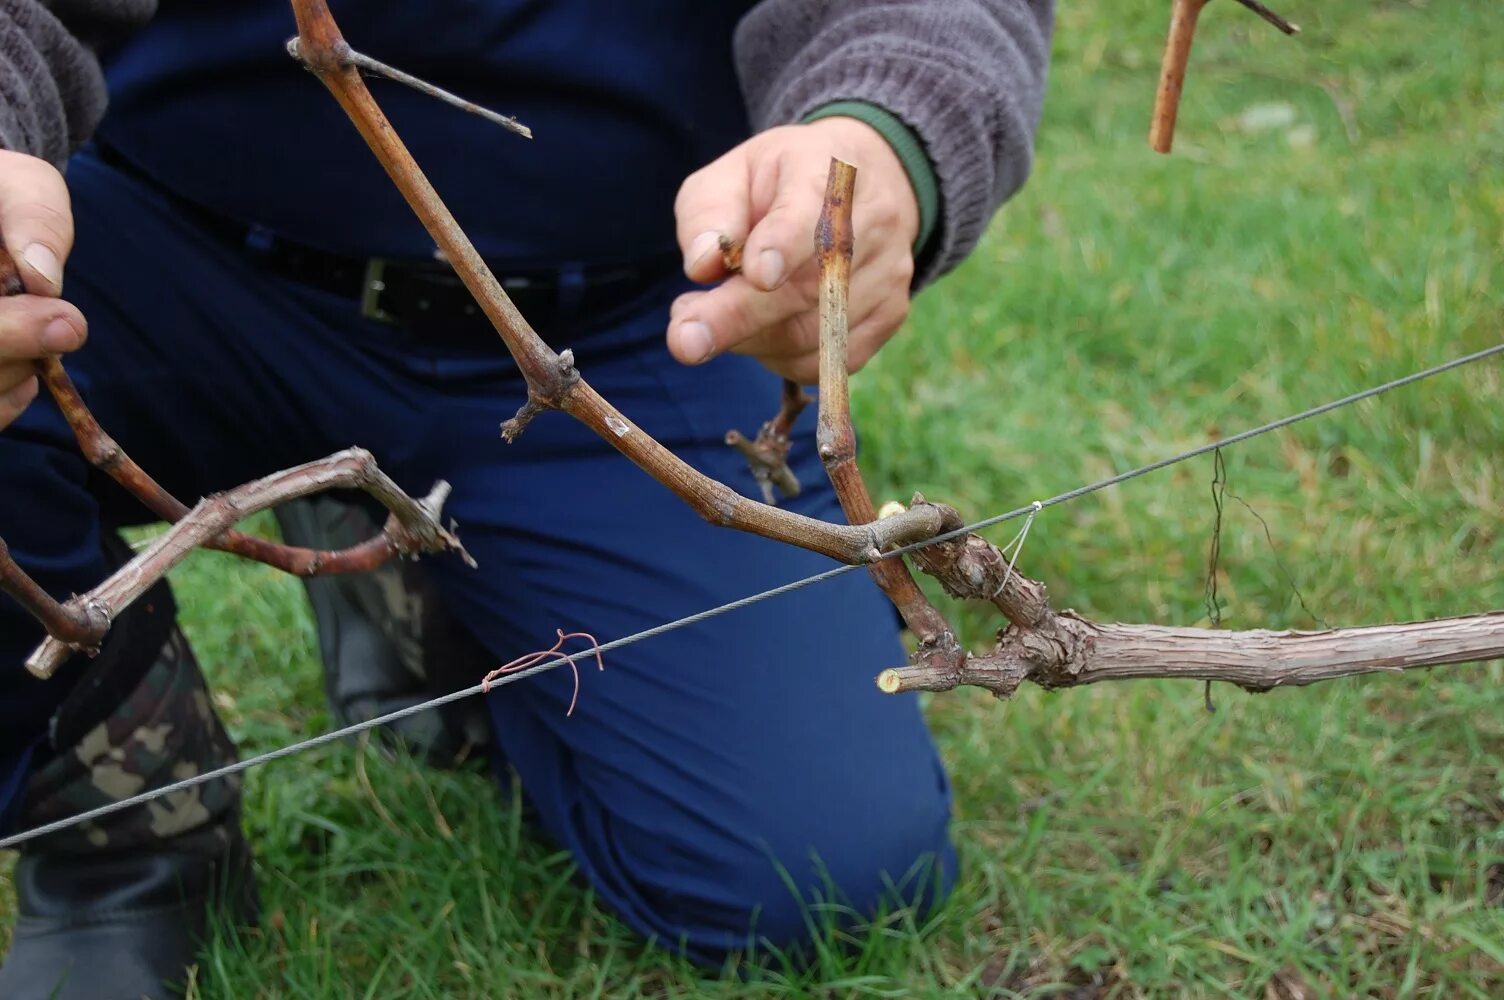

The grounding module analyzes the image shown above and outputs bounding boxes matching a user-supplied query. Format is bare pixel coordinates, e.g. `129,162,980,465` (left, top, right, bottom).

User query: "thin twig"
0,240,444,585
286,38,532,138
1231,0,1300,35
1151,0,1211,154
0,237,476,664
725,380,810,504
1225,490,1325,627
718,239,809,503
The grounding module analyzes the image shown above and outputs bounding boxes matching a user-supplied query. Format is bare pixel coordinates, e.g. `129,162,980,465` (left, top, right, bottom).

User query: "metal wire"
893,342,1504,549
0,565,855,850
2,341,1499,852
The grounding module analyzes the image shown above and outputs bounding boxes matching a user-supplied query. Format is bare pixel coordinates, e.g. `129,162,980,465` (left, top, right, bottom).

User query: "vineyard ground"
4,0,1502,995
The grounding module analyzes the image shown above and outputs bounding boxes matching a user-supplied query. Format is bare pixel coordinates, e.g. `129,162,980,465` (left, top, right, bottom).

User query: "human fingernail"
686,231,720,273
41,317,82,352
756,249,785,288
22,243,61,290
678,321,714,363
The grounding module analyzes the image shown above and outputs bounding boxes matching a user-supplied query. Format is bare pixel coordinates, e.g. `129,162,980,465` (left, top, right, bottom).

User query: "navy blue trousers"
0,150,954,961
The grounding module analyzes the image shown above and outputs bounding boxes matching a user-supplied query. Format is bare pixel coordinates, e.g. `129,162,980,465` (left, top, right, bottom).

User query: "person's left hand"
669,117,920,384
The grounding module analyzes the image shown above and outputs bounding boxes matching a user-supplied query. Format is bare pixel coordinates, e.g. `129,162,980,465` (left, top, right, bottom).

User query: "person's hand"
669,117,920,384
0,150,85,430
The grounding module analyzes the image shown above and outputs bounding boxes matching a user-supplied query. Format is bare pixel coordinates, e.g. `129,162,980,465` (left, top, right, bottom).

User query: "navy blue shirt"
98,1,755,266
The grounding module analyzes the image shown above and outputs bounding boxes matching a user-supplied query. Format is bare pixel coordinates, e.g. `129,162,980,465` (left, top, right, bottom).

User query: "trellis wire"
2,341,1499,852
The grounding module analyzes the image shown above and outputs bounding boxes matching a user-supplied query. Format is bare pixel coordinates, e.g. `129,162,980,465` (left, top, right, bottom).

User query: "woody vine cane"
5,0,1284,675
0,245,471,678
6,0,1504,714
286,0,1504,698
4,335,1503,857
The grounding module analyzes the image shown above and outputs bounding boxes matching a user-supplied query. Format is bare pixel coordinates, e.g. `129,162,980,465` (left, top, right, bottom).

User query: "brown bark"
0,535,109,647
725,379,811,504
36,356,407,577
812,161,964,674
905,497,1053,628
887,517,1502,698
25,449,467,678
285,0,945,566
1150,0,1211,154
1151,0,1299,154
878,612,1504,699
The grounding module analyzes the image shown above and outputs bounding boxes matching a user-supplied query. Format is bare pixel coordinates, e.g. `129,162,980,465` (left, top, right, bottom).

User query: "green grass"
7,0,1504,995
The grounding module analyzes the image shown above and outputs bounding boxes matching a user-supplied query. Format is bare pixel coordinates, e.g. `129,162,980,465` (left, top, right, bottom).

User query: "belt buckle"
360,258,396,323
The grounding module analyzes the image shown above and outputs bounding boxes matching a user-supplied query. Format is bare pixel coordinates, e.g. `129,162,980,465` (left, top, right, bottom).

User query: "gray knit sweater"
0,0,1053,283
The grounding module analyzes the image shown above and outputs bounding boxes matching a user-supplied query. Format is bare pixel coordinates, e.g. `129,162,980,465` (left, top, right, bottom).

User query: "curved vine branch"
0,244,440,583
0,239,464,677
36,354,427,577
9,0,1482,715
24,449,468,679
283,0,944,566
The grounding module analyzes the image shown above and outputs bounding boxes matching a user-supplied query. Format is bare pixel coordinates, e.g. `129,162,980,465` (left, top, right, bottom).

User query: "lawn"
6,0,1504,995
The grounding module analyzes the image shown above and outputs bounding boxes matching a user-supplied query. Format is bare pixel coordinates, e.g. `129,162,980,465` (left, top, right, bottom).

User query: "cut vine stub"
725,380,810,505
1151,0,1300,154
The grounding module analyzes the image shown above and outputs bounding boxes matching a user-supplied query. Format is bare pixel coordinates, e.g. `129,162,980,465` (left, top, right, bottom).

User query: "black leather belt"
95,143,675,341
243,237,668,340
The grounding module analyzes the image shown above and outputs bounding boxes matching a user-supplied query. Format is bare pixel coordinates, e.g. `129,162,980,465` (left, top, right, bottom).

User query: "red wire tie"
480,629,605,716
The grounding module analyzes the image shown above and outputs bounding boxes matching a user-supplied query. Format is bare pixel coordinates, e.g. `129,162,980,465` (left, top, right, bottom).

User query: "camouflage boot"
274,495,491,766
0,537,256,1000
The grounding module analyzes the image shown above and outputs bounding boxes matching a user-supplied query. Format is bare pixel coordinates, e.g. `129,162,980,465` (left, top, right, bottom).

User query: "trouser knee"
594,812,957,965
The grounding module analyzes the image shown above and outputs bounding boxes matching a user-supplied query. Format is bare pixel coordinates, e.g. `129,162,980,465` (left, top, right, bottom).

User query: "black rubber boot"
1,832,255,999
274,495,492,766
0,536,256,999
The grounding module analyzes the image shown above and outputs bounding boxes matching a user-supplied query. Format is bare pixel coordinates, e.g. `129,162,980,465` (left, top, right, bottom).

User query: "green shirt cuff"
801,100,940,263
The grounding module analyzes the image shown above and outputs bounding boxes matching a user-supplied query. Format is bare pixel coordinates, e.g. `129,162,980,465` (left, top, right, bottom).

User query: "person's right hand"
0,150,85,430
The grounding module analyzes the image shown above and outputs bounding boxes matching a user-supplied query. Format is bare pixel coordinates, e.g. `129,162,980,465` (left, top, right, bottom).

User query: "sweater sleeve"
734,0,1054,286
0,0,155,167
